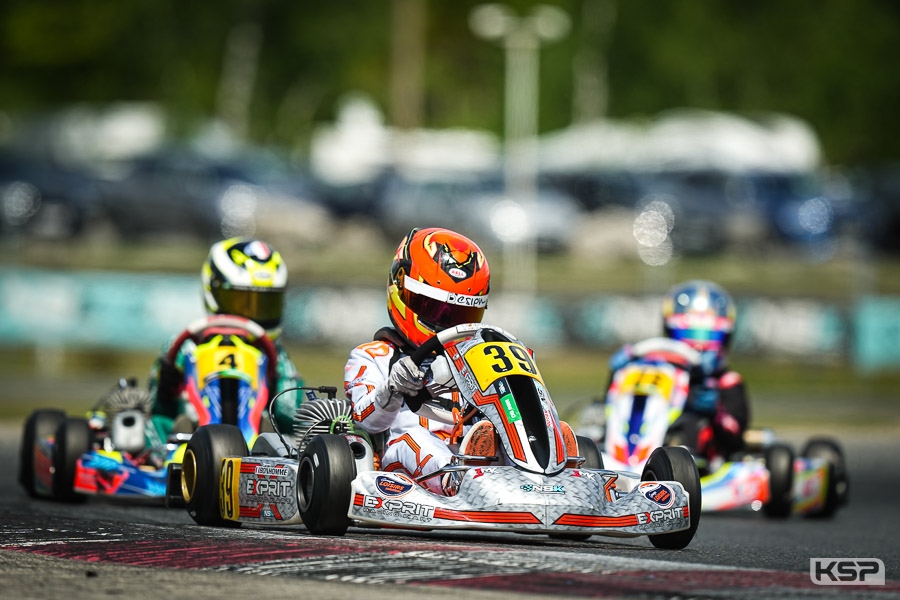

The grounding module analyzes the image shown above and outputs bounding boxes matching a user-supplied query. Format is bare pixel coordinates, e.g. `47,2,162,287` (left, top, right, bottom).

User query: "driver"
607,280,749,466
146,237,304,447
343,227,492,495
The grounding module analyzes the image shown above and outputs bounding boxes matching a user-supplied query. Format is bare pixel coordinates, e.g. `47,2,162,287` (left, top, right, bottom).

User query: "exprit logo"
640,482,675,508
375,475,414,497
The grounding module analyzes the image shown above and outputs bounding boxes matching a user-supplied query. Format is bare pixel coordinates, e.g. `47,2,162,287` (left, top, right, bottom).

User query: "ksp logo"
809,558,885,586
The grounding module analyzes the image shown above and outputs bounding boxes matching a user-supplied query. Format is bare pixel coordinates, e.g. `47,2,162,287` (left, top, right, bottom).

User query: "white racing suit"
344,328,463,494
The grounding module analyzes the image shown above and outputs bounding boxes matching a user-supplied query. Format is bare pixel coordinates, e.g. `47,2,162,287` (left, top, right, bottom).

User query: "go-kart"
582,337,848,518
18,314,284,503
169,324,702,549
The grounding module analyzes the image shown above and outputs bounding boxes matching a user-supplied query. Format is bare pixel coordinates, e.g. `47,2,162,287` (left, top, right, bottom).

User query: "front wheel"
576,435,604,469
19,409,66,497
762,443,795,518
183,424,248,527
802,437,848,517
641,446,701,550
297,434,356,535
52,418,92,503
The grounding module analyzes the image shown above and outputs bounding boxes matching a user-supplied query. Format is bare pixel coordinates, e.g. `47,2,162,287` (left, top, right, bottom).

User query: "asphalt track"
2,422,899,600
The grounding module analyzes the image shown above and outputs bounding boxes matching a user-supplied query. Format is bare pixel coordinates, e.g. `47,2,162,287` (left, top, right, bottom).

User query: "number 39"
483,344,536,375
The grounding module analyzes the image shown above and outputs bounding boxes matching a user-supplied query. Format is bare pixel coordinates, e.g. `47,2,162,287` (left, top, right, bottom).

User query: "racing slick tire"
641,446,701,550
19,409,66,497
762,443,795,518
801,437,848,517
297,434,356,535
183,424,248,527
52,418,92,503
576,435,604,469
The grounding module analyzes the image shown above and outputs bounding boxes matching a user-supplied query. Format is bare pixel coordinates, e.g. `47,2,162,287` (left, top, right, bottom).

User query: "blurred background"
1,0,899,430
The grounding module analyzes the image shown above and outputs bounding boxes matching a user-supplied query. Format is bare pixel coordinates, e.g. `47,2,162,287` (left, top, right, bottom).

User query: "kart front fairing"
181,332,271,445
349,467,691,536
74,446,183,498
440,328,568,476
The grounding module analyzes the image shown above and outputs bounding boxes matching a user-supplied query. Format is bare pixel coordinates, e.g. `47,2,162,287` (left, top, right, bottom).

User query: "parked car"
100,148,331,243
0,148,103,240
375,168,584,254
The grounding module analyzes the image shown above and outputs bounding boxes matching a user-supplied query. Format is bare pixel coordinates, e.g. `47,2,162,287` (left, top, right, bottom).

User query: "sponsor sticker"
255,465,290,478
375,475,414,497
361,495,434,521
521,484,565,494
500,392,522,423
472,467,498,479
246,479,292,497
636,506,687,525
640,482,675,508
447,292,488,307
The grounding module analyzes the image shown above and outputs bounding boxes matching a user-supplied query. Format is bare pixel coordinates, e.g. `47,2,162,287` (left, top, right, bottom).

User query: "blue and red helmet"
662,280,736,371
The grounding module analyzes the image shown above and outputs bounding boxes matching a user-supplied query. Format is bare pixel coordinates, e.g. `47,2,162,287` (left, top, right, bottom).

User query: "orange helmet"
388,227,490,347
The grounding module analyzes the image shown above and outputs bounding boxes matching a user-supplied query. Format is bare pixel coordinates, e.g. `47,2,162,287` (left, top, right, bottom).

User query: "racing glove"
374,381,403,412
687,381,719,415
388,356,425,396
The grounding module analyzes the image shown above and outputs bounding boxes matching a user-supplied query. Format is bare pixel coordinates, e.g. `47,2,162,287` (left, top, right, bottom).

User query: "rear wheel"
19,409,66,497
802,438,848,517
297,434,356,535
641,446,701,550
183,424,248,527
52,418,92,503
762,443,795,518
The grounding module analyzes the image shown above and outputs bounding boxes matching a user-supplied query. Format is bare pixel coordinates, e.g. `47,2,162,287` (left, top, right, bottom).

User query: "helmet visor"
214,287,284,329
403,276,487,332
665,314,732,352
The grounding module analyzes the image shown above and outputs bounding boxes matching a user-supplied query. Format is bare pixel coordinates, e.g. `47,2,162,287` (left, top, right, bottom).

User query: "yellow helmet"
201,238,287,335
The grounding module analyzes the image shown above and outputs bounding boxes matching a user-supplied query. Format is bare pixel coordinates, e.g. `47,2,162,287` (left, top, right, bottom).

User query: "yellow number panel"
463,342,543,391
219,457,242,521
618,365,675,400
196,335,262,389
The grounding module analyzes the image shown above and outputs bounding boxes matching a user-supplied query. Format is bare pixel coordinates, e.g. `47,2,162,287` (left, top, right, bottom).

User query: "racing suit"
670,367,750,460
607,344,750,461
146,333,303,448
344,327,458,495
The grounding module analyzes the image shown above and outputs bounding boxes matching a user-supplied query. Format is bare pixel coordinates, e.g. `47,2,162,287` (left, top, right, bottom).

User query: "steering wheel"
409,323,519,367
629,337,702,367
406,323,520,425
166,314,280,389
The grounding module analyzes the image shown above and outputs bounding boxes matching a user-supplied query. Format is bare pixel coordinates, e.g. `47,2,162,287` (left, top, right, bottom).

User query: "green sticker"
500,392,521,423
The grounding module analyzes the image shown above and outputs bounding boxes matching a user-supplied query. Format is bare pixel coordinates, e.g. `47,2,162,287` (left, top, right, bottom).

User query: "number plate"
219,457,242,521
196,335,262,389
463,341,542,391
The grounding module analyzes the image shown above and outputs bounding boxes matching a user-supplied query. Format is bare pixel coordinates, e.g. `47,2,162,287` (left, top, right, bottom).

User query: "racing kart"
169,324,703,549
18,314,285,503
582,337,848,518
